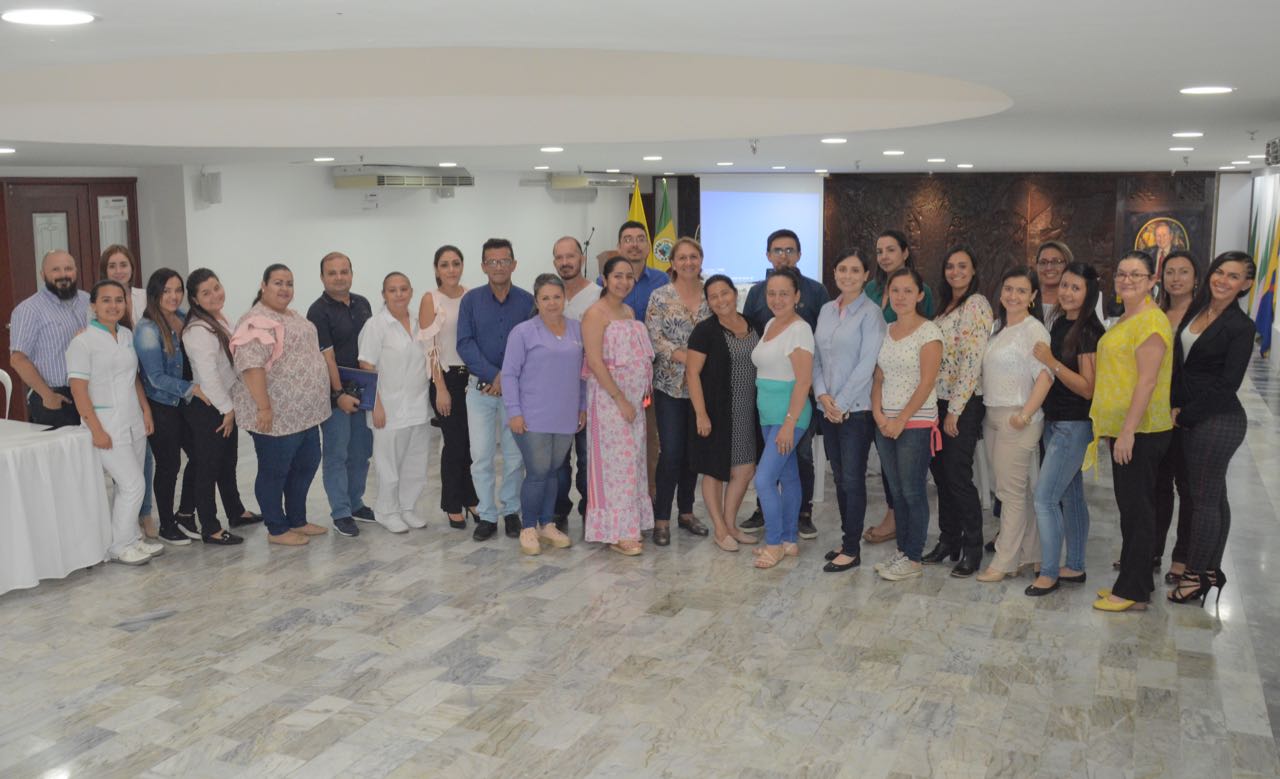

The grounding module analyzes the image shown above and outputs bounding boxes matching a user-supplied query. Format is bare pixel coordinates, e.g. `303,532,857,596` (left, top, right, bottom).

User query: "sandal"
864,527,896,544
783,543,799,557
610,541,643,556
754,545,786,569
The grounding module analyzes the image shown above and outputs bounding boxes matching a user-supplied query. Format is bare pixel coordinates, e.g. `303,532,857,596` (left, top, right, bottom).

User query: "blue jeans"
319,407,372,519
555,429,588,518
822,411,875,557
250,427,322,536
466,382,523,523
756,424,804,545
652,390,697,521
515,431,573,529
1034,420,1092,576
875,427,932,562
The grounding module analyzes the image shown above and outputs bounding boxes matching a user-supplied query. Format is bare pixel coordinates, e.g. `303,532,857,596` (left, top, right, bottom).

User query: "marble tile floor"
3,365,1280,778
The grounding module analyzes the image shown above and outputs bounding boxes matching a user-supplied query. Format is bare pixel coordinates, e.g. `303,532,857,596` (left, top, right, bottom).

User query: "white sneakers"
874,551,906,573
377,513,410,534
879,554,924,581
137,539,165,557
110,540,155,566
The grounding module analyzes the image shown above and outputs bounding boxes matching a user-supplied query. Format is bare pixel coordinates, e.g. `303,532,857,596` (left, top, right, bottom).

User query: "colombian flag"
650,179,675,272
627,179,655,268
1259,267,1276,358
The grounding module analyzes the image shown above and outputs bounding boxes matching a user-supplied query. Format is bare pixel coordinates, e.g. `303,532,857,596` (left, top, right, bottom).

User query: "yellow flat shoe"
1096,588,1111,598
1092,597,1148,612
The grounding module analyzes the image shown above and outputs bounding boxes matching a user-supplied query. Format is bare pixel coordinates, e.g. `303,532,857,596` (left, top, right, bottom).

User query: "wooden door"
0,179,139,419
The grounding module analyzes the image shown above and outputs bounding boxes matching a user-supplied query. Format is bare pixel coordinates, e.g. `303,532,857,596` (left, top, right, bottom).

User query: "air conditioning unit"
549,173,636,190
332,165,475,189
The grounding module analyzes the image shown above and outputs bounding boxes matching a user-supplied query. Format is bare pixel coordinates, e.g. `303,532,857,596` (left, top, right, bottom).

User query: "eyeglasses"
770,247,798,257
1115,271,1151,281
620,235,649,246
482,258,514,268
1036,257,1066,267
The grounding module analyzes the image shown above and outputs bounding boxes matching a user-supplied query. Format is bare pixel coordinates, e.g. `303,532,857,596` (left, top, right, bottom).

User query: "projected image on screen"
698,176,824,285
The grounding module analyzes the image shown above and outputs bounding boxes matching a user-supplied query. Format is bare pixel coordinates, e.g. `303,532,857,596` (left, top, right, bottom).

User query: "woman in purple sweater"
502,274,587,555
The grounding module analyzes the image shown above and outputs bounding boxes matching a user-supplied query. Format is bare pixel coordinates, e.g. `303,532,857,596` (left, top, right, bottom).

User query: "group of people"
7,223,1257,612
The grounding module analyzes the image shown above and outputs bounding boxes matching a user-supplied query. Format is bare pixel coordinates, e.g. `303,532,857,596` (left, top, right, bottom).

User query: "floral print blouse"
645,283,711,398
934,294,993,416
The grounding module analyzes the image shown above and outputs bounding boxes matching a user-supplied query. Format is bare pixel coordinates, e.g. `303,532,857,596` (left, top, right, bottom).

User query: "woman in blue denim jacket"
135,269,210,545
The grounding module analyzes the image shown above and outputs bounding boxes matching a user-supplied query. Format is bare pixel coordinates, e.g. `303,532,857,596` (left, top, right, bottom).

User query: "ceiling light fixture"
662,172,675,176
1171,131,1204,138
1169,146,1194,152
927,158,946,163
533,165,549,170
716,162,733,167
605,168,620,173
1,8,95,25
821,138,847,145
771,165,787,170
1219,165,1236,170
1248,154,1265,159
438,162,457,168
1231,160,1250,165
0,147,15,154
814,169,828,174
539,146,564,153
313,157,335,162
956,163,974,169
883,150,905,156
1180,86,1234,95
643,155,662,161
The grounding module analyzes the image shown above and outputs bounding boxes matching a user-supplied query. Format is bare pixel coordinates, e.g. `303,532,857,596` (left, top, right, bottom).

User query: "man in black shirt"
307,251,374,538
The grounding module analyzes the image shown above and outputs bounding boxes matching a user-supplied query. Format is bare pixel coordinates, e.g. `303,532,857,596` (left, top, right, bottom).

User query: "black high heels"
921,543,960,565
1168,570,1227,607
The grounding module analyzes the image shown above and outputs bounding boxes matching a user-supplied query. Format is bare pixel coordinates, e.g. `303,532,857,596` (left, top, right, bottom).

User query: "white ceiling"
0,0,1277,174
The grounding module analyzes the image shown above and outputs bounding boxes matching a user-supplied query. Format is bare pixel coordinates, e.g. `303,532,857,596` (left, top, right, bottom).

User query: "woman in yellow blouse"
1090,250,1173,612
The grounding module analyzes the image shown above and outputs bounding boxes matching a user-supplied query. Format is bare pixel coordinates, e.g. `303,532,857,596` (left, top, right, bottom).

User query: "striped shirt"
9,288,91,388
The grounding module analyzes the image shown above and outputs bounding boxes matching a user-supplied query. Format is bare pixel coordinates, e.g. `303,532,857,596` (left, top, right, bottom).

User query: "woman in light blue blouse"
813,249,885,573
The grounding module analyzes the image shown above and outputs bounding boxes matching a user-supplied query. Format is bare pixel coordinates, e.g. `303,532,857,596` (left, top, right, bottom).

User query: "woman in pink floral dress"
582,257,656,554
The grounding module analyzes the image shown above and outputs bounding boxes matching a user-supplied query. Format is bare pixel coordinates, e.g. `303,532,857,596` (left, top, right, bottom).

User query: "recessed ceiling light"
605,168,620,173
642,155,662,161
1171,131,1204,138
1231,160,1250,165
1219,165,1236,170
1,9,95,25
1248,154,1265,159
926,158,946,163
1169,146,1194,152
814,169,828,174
313,157,335,162
662,172,675,176
0,147,15,154
438,162,457,168
956,163,974,169
716,162,733,167
771,166,787,170
533,165,550,171
540,146,564,153
1180,86,1234,95
883,150,905,156
821,138,848,145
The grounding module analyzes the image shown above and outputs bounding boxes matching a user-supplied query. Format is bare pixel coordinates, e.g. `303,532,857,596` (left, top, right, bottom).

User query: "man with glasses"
740,229,830,539
614,220,670,321
456,238,534,541
552,236,593,531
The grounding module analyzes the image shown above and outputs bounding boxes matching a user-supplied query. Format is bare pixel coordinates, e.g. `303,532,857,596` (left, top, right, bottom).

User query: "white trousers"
98,434,147,556
372,423,431,519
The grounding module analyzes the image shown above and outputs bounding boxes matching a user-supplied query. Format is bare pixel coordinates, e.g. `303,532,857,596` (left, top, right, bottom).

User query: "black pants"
1153,428,1191,564
928,399,986,557
27,388,81,428
183,399,246,536
432,367,479,514
147,400,196,530
1110,430,1172,602
1183,410,1247,572
652,390,697,521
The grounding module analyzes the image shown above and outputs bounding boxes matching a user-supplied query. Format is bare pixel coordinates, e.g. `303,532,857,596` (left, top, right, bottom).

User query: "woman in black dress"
687,275,763,551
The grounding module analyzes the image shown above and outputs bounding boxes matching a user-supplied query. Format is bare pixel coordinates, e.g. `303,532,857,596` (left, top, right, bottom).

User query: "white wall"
182,165,629,316
136,165,189,277
1214,172,1253,258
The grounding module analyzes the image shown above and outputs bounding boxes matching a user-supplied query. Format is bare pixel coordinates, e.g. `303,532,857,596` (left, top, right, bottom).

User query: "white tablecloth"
0,419,112,596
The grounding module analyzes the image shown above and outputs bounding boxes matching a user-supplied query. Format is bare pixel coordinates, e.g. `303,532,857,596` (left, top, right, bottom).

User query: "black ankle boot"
921,542,960,565
951,552,981,578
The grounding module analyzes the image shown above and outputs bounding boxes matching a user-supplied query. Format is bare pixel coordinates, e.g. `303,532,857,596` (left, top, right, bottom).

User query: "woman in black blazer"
1169,251,1257,606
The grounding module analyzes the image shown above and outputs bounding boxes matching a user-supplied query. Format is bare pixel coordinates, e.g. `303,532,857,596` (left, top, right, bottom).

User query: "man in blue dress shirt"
456,238,535,541
740,229,830,540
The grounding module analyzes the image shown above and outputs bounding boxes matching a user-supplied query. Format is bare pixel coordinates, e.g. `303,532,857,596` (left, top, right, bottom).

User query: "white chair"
0,368,12,419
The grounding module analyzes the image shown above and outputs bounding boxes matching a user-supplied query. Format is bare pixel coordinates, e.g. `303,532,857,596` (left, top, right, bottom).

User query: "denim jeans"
515,431,573,529
756,424,804,546
319,407,372,520
466,381,523,523
821,411,874,557
875,427,932,562
555,429,588,518
250,426,322,536
652,390,697,521
1034,420,1092,576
